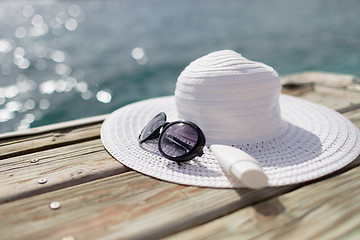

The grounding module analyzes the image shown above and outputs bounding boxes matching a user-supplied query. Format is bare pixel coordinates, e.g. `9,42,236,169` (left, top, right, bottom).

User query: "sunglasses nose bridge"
138,112,168,143
145,121,168,141
161,122,169,129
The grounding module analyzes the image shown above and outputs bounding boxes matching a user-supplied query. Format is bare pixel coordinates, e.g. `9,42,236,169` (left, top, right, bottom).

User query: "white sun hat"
101,50,360,187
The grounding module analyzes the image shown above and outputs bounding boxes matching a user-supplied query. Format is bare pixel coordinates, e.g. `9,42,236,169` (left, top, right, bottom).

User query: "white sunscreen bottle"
210,144,268,189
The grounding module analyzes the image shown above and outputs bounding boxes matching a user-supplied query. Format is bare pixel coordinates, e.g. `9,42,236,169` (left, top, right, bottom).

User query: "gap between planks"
164,155,360,240
1,155,359,240
1,80,360,205
0,170,303,240
0,139,130,204
1,79,360,160
0,121,104,160
0,72,360,239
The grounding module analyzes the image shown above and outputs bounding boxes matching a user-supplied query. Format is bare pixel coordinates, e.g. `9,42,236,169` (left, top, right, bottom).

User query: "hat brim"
101,94,360,187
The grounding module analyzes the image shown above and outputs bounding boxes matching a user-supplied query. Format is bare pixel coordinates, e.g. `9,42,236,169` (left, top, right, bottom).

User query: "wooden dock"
1,72,360,240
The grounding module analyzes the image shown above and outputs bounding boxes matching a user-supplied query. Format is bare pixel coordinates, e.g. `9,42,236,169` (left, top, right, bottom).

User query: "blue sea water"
0,0,360,134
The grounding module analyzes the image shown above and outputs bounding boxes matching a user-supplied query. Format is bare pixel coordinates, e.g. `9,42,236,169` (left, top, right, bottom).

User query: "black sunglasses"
138,112,206,162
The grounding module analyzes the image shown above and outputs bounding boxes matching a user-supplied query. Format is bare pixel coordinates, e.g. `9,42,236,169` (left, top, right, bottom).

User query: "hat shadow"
139,140,222,178
247,122,323,168
139,122,323,178
166,158,223,178
138,139,160,155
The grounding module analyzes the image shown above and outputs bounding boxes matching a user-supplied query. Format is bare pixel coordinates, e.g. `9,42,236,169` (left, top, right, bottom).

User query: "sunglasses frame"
139,112,206,162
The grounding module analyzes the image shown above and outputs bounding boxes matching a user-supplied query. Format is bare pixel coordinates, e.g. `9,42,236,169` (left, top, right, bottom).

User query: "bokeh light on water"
1,0,360,134
0,1,118,133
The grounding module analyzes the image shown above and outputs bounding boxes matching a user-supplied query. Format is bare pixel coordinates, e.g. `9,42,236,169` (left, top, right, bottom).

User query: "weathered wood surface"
0,139,129,203
0,114,108,160
165,156,360,240
0,72,359,240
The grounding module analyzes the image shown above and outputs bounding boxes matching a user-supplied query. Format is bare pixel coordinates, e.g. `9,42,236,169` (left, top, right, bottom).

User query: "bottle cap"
210,144,268,189
230,161,268,189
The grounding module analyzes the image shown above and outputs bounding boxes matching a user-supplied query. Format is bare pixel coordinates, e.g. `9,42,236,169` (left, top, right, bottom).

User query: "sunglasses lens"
159,123,199,158
139,113,166,142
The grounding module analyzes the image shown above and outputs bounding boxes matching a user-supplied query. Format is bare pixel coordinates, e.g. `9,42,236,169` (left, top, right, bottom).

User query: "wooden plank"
281,71,359,89
2,150,359,240
0,171,304,240
283,83,360,112
164,107,360,240
0,114,107,139
1,85,358,204
1,72,359,161
2,83,359,161
0,71,359,240
164,156,360,240
0,139,128,203
344,109,360,129
300,85,360,112
0,76,357,194
281,72,360,113
1,132,359,240
0,120,105,160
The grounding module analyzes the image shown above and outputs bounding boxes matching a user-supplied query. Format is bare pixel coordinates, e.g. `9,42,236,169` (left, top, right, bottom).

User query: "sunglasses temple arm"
168,136,204,158
165,135,193,151
197,148,204,157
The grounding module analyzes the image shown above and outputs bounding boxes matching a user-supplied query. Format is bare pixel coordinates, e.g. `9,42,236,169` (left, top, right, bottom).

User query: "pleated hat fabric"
101,50,360,187
175,50,285,144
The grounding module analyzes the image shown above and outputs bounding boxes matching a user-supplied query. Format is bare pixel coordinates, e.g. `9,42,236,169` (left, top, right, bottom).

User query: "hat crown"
175,50,286,144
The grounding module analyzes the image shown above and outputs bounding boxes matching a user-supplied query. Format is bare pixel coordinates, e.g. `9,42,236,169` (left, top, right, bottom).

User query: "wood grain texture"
283,84,360,113
0,139,128,203
164,105,360,240
0,114,108,140
165,156,360,240
281,71,359,89
0,81,357,205
0,72,359,240
0,171,303,240
0,122,103,160
344,109,360,128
